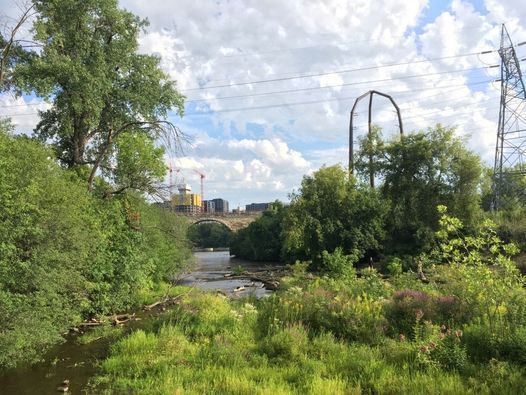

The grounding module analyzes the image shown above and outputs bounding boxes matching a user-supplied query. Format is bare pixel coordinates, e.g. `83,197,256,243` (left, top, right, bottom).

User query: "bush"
257,280,386,344
386,257,403,276
384,289,467,338
0,130,190,367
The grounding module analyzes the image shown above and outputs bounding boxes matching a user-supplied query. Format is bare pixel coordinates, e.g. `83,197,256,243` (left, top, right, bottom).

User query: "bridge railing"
177,212,261,217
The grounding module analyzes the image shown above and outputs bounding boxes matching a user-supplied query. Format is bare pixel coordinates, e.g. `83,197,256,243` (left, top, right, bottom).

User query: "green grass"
76,324,123,345
88,280,526,394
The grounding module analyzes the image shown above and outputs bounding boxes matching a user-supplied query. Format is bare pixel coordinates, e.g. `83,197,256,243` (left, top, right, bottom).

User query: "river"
0,251,278,394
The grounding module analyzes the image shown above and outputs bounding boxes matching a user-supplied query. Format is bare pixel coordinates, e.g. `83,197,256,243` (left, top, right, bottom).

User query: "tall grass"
89,277,526,394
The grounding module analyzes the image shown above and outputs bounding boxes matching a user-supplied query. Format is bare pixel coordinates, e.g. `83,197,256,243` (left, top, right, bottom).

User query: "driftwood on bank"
144,298,169,311
112,313,135,325
224,269,284,291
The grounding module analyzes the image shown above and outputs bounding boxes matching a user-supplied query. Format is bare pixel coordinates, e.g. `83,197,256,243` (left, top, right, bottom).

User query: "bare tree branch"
0,2,35,87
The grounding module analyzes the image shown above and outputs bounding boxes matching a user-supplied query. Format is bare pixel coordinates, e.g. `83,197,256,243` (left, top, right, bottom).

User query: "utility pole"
349,90,403,187
492,24,526,210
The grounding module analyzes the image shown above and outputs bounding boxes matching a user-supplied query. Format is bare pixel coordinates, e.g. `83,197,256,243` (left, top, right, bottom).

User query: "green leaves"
357,125,483,254
14,0,185,192
230,202,286,261
283,165,387,271
0,131,190,367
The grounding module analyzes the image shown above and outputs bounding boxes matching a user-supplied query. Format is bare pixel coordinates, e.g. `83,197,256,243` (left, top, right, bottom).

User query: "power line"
0,102,48,109
186,68,498,115
0,112,39,117
1,79,497,119
186,78,492,104
183,49,503,92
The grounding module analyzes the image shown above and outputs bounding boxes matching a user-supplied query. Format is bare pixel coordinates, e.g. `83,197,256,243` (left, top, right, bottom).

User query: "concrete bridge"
180,213,261,231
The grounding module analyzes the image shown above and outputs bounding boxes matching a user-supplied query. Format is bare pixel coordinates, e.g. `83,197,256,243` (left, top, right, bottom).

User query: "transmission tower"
492,24,526,210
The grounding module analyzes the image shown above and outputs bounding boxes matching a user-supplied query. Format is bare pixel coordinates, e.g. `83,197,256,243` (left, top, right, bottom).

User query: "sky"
1,0,526,209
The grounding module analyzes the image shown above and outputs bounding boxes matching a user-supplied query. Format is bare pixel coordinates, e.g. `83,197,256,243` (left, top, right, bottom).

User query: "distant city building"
173,204,201,214
203,200,216,213
211,198,229,213
246,202,272,212
171,183,202,214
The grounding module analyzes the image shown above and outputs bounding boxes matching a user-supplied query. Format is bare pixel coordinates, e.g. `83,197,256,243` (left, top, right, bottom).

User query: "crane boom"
193,169,205,212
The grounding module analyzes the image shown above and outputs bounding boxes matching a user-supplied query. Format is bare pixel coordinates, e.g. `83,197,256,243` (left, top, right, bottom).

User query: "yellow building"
172,193,202,207
171,183,202,213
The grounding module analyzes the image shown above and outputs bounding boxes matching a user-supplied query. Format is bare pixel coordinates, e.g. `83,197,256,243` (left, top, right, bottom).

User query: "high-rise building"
211,198,229,213
172,183,202,214
203,200,216,213
246,202,271,212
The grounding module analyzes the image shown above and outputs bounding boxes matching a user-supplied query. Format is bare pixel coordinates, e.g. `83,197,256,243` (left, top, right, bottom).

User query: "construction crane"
193,169,205,212
167,164,181,198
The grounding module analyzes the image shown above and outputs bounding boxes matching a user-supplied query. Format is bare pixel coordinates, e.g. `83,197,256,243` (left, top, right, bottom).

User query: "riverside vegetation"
90,208,526,394
2,1,526,394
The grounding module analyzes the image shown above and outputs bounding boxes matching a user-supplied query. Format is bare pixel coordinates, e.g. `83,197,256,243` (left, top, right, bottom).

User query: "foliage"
357,125,482,254
14,0,185,191
428,206,522,330
90,286,526,394
187,222,231,248
108,133,167,195
230,201,287,261
0,130,190,367
386,257,403,276
0,3,35,91
384,289,468,338
320,247,358,279
257,277,389,344
283,165,387,270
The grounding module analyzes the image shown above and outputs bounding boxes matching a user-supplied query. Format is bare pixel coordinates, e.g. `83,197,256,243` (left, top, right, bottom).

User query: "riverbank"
192,247,230,252
0,251,284,394
87,265,526,394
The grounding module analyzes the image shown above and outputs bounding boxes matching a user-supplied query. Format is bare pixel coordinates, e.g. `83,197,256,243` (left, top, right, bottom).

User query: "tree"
230,201,287,261
283,166,387,271
188,222,232,249
357,125,482,253
0,125,191,367
355,124,385,188
108,132,167,195
14,0,185,191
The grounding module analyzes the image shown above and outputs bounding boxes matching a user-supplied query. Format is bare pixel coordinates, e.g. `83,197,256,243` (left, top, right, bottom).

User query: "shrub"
259,324,309,363
386,257,403,276
257,282,386,344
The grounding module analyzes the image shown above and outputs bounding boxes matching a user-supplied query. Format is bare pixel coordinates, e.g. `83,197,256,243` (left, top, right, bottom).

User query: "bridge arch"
190,218,234,231
180,213,261,232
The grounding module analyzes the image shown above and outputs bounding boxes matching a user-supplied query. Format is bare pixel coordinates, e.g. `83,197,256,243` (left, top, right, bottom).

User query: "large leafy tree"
230,201,287,261
14,0,185,191
357,125,482,253
0,125,191,367
188,222,232,249
283,166,387,270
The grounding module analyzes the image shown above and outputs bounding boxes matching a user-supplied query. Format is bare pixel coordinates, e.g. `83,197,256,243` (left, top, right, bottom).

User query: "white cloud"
168,135,312,204
2,0,526,205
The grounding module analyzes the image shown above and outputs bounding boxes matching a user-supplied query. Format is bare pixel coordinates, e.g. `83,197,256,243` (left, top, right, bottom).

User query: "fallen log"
78,321,103,328
144,298,168,311
112,313,135,326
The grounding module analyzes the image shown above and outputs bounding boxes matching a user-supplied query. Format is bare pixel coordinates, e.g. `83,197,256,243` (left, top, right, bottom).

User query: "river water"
0,251,277,394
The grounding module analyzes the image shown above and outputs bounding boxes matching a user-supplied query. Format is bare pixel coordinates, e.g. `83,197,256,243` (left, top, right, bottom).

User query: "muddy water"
0,251,277,394
180,251,275,298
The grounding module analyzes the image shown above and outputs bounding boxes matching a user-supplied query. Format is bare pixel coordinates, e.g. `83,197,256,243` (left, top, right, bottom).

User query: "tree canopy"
357,125,482,253
230,202,287,261
14,0,185,192
283,166,387,270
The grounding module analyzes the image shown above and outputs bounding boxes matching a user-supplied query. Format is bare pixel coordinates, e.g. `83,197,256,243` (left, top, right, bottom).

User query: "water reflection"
180,251,274,298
